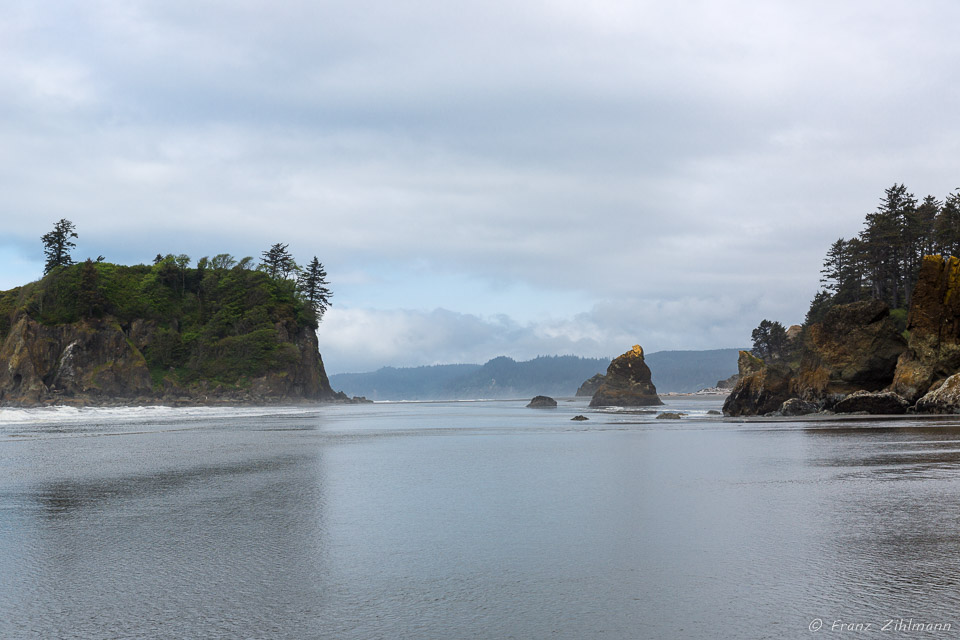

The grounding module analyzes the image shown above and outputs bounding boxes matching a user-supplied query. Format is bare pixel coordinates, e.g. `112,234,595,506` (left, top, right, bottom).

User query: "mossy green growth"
0,257,317,388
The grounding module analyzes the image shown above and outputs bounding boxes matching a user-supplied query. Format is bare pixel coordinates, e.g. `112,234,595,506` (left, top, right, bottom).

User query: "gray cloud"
2,0,960,371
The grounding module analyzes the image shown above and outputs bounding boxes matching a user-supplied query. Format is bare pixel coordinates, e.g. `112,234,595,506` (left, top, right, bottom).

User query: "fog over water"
2,400,959,638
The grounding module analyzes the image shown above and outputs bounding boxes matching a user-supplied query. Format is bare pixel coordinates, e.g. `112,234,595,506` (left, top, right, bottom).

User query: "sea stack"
589,345,663,407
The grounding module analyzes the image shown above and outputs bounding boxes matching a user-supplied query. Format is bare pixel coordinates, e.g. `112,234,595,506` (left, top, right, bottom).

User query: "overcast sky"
2,1,959,373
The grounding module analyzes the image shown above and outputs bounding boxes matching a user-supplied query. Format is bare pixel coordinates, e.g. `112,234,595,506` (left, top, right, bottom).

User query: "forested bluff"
0,225,355,406
727,184,960,416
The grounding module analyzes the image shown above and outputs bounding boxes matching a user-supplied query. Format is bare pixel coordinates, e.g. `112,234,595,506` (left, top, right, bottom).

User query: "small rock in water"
656,412,684,419
571,415,589,421
706,410,722,416
526,395,558,408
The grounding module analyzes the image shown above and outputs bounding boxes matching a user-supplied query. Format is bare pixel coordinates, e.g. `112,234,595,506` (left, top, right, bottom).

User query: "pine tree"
297,257,332,323
260,243,297,280
751,319,788,360
41,219,78,274
819,238,847,295
77,258,105,318
934,191,960,259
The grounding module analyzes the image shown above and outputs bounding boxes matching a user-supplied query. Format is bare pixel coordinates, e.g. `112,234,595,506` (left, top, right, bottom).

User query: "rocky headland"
588,345,664,407
723,255,960,416
0,259,359,407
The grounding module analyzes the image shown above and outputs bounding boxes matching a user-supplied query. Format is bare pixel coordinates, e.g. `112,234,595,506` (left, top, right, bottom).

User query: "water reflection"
1,437,331,639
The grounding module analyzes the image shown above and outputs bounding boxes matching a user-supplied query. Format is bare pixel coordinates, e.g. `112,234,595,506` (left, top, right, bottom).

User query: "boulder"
527,395,558,408
656,412,683,419
914,373,960,413
722,352,794,416
571,415,589,421
833,390,909,415
778,398,820,416
795,300,906,400
589,345,663,407
890,255,960,402
575,373,606,397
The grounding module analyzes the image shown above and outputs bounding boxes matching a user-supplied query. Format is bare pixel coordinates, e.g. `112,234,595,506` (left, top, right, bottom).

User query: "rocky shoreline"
724,255,960,417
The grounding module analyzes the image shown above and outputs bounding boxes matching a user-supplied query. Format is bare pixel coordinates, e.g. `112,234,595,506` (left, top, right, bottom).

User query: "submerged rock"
589,345,663,407
833,390,909,415
571,414,589,421
526,395,558,408
656,412,683,419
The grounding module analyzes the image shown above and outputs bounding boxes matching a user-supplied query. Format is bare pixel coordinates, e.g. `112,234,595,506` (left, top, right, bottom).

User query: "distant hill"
330,349,744,400
644,348,744,393
327,363,482,400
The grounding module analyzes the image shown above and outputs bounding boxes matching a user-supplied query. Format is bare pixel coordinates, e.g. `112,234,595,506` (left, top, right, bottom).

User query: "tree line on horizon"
38,219,332,324
752,183,960,360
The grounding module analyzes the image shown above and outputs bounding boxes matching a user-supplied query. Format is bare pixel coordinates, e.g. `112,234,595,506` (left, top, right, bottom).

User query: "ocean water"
1,396,959,639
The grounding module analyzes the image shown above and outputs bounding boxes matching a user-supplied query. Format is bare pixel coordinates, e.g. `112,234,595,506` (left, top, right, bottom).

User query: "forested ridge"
751,184,960,360
808,183,960,324
1,224,333,391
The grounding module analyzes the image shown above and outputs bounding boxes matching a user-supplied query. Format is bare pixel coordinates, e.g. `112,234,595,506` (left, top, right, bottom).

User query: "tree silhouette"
297,257,332,323
41,219,78,274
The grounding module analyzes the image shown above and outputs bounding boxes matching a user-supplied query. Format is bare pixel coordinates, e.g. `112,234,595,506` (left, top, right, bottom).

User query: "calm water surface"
1,397,960,639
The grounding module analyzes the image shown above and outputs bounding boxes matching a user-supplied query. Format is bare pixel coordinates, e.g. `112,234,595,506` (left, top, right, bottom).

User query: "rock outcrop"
722,351,794,416
778,398,819,416
589,345,663,407
832,390,909,415
575,373,606,397
890,255,960,402
716,373,739,390
915,373,960,413
795,300,906,400
0,315,343,406
526,395,557,408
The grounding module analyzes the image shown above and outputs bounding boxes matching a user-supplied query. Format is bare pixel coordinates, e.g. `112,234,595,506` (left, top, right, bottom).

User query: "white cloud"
3,0,960,370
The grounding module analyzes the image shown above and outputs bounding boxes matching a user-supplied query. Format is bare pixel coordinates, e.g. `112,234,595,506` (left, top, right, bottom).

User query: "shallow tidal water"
1,397,960,639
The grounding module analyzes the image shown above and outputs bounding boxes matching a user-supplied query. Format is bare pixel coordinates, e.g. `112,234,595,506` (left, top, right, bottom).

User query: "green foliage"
806,183,960,324
804,290,834,326
42,219,78,274
297,256,332,326
0,252,327,389
751,319,788,361
889,308,909,334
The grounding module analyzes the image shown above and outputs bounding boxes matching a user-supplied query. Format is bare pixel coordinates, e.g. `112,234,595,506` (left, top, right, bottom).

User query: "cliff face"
723,300,906,417
891,255,960,402
0,314,340,407
589,345,663,407
795,300,906,400
722,351,793,416
0,259,350,407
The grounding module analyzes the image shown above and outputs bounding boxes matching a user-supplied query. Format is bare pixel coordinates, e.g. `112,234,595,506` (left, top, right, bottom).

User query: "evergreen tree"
935,191,960,259
41,219,78,274
819,238,847,295
805,291,834,326
297,257,332,323
751,319,788,360
259,243,297,280
77,258,105,318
